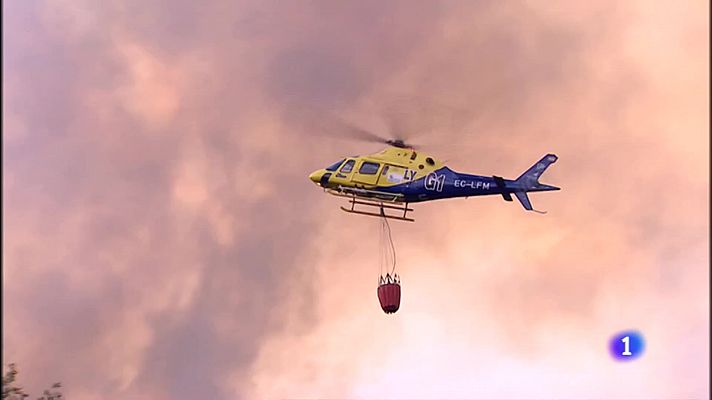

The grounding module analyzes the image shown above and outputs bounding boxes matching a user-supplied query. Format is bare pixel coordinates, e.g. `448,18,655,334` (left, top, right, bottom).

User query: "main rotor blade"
284,102,391,145
378,95,473,142
281,98,424,148
318,113,391,144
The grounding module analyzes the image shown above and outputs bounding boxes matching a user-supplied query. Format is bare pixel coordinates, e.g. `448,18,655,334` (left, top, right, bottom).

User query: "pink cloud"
3,1,708,399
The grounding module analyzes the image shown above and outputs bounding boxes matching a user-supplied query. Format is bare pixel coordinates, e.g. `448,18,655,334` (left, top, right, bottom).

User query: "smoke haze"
3,1,708,398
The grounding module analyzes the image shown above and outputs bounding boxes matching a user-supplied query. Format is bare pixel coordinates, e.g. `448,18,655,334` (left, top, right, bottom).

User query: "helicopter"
308,137,560,222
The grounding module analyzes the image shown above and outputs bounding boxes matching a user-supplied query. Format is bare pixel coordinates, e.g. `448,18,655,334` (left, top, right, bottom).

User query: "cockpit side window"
340,159,355,173
326,159,345,172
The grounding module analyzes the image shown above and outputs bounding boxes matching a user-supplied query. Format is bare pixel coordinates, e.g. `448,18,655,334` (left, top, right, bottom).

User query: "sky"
2,1,709,399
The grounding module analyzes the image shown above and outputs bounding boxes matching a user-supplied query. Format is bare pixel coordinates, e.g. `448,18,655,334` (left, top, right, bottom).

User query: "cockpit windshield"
325,159,346,172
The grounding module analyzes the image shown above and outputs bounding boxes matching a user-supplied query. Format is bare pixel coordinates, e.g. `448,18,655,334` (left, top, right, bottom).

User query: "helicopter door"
378,165,409,186
352,161,382,186
330,159,357,186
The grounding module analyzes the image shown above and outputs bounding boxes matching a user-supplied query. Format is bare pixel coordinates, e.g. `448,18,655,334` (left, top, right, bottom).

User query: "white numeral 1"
621,336,632,356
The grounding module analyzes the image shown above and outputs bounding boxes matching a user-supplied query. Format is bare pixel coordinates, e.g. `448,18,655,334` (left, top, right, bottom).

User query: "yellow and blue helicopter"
309,138,559,222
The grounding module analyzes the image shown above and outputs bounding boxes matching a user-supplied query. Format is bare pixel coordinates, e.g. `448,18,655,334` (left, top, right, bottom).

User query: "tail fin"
513,154,560,213
513,191,547,214
515,154,559,189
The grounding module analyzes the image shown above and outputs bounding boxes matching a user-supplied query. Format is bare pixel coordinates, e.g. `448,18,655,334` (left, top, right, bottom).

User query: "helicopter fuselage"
309,146,560,207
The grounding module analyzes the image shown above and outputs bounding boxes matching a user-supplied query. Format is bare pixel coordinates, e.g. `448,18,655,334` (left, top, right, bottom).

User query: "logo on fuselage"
424,172,445,192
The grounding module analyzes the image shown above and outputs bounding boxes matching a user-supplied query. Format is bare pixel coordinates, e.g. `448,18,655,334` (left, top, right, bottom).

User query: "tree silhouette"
2,364,62,400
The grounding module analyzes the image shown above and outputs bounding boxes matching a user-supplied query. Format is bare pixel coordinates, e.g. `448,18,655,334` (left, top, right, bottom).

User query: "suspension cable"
382,211,397,276
378,216,384,284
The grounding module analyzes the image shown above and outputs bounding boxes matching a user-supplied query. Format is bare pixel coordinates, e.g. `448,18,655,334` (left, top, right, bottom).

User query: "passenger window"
340,159,355,173
359,162,380,175
384,165,406,183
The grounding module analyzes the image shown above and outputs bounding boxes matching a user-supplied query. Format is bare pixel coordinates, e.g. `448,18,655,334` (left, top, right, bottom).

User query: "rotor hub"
387,139,408,148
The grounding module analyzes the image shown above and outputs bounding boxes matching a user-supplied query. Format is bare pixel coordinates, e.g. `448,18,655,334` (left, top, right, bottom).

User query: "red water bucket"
377,274,401,314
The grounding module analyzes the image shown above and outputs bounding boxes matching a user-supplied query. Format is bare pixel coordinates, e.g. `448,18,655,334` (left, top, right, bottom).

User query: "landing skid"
340,197,415,222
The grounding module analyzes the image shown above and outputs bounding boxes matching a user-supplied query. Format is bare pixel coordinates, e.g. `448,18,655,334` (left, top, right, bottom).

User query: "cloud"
3,0,708,399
